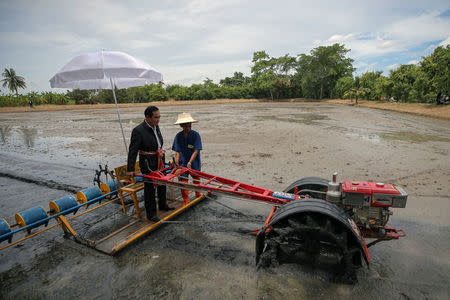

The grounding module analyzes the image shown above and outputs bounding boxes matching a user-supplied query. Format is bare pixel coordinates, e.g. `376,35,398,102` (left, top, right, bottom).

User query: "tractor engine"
326,173,408,230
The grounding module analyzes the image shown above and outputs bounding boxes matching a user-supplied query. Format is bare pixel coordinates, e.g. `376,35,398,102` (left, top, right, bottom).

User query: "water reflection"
20,127,37,147
256,113,329,125
0,126,11,143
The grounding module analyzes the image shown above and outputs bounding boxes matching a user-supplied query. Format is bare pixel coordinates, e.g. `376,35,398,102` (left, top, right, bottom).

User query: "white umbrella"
50,50,163,154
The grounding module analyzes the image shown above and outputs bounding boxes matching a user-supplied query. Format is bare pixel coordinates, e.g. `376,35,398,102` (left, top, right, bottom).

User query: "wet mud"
0,102,449,299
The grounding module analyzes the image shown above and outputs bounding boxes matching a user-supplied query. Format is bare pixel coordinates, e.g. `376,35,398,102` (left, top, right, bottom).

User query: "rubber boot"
182,189,189,205
193,176,202,198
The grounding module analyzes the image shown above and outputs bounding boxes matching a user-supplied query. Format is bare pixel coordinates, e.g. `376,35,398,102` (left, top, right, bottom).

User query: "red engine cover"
341,181,401,207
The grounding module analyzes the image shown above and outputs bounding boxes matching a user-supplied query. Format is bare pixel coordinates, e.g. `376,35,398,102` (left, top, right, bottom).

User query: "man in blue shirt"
172,113,203,205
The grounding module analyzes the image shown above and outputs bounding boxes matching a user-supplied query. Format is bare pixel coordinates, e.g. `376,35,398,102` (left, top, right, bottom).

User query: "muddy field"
0,102,449,299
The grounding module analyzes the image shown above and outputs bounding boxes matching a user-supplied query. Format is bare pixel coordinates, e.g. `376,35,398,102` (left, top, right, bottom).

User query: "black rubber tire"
283,177,329,200
257,212,362,283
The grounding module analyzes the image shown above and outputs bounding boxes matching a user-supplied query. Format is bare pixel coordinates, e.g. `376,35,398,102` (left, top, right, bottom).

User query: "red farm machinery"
0,163,407,282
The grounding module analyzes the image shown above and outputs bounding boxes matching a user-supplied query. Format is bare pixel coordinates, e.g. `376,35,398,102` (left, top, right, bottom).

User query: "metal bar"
149,177,288,205
110,77,128,155
0,191,116,242
66,197,119,221
203,176,217,186
143,166,289,205
231,182,241,191
0,223,60,250
55,215,78,237
106,166,127,213
265,206,277,226
95,219,140,244
111,193,206,254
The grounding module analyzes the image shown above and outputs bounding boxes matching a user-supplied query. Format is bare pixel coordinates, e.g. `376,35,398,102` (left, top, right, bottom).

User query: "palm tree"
344,87,369,105
1,68,26,95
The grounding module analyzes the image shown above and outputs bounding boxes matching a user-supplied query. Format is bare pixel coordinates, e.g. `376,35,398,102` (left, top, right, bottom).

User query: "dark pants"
144,179,167,218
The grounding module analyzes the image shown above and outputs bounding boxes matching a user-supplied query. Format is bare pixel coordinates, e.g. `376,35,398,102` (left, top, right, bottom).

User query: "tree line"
1,44,449,107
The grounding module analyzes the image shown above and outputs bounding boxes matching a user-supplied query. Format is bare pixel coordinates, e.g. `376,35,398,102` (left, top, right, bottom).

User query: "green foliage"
1,68,26,95
95,89,114,103
300,72,320,99
220,72,250,86
343,86,369,104
420,45,450,95
145,83,168,101
297,44,354,99
1,44,448,107
334,77,354,98
66,89,92,104
0,91,72,107
389,64,418,102
250,51,297,99
374,76,393,100
410,70,433,102
125,86,148,103
166,84,192,100
40,92,71,105
359,71,382,100
0,95,19,107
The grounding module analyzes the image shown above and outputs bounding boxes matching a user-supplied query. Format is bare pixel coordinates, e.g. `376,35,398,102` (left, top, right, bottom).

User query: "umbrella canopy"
49,50,163,154
50,50,162,89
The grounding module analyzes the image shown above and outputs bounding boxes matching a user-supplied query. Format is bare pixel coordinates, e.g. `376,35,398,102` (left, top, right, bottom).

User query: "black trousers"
144,179,167,217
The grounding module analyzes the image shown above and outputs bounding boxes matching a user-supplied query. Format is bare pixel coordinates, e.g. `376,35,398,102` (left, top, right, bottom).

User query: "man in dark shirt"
127,106,174,222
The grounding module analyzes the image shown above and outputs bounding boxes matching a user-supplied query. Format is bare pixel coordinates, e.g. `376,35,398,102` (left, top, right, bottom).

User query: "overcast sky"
0,0,449,93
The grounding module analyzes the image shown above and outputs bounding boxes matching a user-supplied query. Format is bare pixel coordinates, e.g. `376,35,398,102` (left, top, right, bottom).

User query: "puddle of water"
72,118,93,122
0,126,12,143
381,131,450,143
345,132,381,144
107,118,143,124
256,113,329,125
0,127,92,150
20,127,38,147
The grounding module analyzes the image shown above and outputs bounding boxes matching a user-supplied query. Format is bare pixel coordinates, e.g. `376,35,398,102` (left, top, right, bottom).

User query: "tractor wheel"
283,177,329,200
256,202,364,283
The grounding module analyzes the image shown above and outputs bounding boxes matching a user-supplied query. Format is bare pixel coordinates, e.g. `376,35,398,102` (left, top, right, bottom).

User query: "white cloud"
159,59,251,86
359,62,378,74
387,11,450,44
122,40,162,50
385,63,399,71
379,41,394,49
316,10,449,59
327,33,355,42
440,37,450,46
313,40,322,46
2,0,450,92
0,31,100,51
354,61,368,69
197,24,266,55
187,0,246,15
407,60,420,65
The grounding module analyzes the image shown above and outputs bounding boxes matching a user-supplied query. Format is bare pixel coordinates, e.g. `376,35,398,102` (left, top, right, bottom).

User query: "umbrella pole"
110,78,129,155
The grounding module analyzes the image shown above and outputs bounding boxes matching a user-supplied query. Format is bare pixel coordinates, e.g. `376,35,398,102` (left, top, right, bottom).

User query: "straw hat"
174,112,198,125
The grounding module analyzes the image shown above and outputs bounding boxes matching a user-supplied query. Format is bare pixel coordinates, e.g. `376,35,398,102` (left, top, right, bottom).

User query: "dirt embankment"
1,98,449,120
325,99,450,120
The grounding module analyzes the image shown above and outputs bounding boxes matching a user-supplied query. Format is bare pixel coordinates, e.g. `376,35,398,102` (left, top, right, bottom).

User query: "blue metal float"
15,206,49,233
100,179,119,194
49,195,79,215
0,218,12,243
77,186,103,206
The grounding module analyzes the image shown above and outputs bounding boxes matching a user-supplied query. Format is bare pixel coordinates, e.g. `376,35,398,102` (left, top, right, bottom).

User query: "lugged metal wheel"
257,212,362,283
